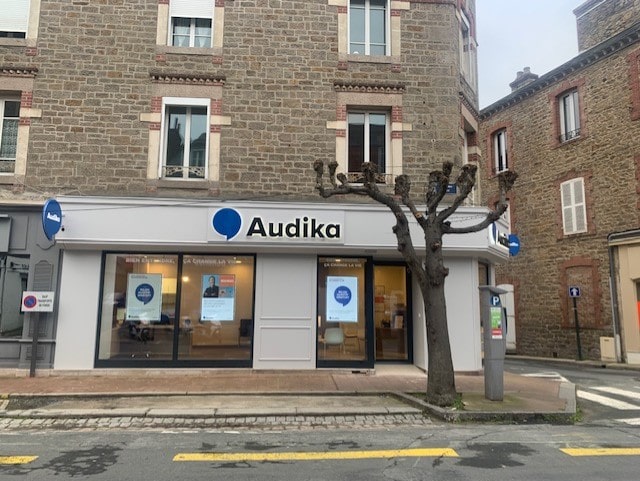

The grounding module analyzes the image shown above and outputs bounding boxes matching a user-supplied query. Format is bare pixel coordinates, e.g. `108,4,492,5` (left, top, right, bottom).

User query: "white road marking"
577,390,640,410
521,372,570,383
617,417,640,425
592,386,640,401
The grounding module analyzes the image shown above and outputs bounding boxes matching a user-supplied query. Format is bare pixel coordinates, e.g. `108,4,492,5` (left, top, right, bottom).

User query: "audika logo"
212,208,242,240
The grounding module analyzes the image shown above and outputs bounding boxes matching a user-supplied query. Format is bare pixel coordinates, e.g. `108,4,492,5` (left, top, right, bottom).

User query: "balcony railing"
559,128,581,143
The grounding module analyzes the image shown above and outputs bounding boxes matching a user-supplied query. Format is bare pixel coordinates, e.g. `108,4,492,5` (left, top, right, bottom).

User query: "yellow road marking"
561,448,640,457
174,448,458,462
0,456,38,465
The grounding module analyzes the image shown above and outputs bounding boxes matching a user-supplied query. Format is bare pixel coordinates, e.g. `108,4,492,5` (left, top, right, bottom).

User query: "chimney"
509,67,539,92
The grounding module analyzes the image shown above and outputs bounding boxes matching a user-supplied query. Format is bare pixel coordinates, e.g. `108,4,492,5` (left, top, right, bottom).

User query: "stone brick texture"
576,0,640,51
479,20,640,360
0,0,474,200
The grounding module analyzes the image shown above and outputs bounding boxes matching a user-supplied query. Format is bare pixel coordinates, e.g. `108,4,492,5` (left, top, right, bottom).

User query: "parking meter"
479,286,508,401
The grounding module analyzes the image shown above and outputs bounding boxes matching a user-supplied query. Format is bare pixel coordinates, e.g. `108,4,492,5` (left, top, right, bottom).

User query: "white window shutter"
0,0,30,33
170,0,213,19
561,182,574,234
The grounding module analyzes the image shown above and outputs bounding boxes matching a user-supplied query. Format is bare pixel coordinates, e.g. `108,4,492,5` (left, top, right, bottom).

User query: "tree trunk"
423,226,457,406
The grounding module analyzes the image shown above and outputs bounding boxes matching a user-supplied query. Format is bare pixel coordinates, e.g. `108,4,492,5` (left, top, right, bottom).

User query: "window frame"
492,128,508,173
169,16,212,48
560,177,588,235
559,89,581,143
159,97,210,181
348,0,390,56
0,98,20,168
347,109,390,181
459,10,477,89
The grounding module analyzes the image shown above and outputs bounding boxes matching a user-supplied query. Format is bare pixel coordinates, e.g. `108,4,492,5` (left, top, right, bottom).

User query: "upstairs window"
459,11,477,89
0,0,30,39
0,99,20,173
169,0,213,48
561,178,587,235
349,0,388,56
161,99,209,180
348,111,388,181
559,90,580,142
492,128,508,173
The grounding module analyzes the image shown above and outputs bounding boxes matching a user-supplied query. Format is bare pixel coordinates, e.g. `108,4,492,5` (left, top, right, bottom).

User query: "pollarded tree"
314,159,517,406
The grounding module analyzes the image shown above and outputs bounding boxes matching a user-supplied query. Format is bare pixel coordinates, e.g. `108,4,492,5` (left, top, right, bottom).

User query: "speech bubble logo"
135,283,154,305
213,208,242,240
334,286,352,307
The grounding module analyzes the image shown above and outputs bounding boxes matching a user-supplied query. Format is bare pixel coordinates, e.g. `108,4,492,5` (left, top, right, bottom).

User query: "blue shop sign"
42,199,62,240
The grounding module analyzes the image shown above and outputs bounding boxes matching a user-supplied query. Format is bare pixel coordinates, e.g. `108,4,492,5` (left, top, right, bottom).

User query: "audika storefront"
52,197,510,372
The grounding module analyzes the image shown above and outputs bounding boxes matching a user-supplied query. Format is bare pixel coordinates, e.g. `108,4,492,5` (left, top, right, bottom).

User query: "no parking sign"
21,291,55,312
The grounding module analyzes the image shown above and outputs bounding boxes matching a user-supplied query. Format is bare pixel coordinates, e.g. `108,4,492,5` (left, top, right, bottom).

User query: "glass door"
317,257,373,368
374,264,411,362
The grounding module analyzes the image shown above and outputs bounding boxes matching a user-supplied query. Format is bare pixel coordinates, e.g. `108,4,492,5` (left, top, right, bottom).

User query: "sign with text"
326,276,358,323
490,306,503,340
125,273,162,322
21,291,55,312
201,274,236,321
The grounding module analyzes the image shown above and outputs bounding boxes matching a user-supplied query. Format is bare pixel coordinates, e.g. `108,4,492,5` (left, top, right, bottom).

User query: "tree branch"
425,162,452,220
436,163,477,223
395,175,428,229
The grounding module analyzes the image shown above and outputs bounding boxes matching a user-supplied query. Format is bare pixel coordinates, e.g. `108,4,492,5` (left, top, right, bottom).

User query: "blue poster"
326,276,358,323
125,273,162,322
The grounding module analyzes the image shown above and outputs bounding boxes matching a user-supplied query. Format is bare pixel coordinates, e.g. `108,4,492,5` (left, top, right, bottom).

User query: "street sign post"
569,286,582,360
21,291,55,377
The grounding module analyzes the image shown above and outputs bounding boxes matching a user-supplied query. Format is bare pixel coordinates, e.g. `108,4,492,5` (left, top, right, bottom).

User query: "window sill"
155,178,215,190
340,54,399,65
156,46,221,57
0,38,26,47
0,174,16,184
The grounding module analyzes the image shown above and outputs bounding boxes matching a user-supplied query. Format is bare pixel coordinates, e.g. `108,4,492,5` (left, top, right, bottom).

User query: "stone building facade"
1,1,506,371
479,0,640,362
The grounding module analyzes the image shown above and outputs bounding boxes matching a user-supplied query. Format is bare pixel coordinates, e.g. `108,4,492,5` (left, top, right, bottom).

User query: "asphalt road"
505,357,640,425
2,424,640,480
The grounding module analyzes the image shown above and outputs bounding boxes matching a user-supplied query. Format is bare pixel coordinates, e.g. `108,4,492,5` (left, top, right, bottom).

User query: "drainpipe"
607,229,640,363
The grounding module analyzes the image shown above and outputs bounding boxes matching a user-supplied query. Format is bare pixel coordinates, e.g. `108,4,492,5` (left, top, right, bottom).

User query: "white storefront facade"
52,197,510,372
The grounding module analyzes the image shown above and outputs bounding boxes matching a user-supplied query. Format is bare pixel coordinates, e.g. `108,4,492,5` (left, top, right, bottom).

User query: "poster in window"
326,276,358,323
201,274,235,321
125,273,163,323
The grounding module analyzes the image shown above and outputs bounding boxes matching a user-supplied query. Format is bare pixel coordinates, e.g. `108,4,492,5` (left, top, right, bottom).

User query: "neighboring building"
479,0,640,363
1,0,509,373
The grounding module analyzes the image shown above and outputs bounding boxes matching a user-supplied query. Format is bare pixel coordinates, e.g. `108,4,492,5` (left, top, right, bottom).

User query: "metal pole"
573,297,582,361
29,312,40,377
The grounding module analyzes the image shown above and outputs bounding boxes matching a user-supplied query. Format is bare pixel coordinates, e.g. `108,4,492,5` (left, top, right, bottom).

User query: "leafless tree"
314,159,517,406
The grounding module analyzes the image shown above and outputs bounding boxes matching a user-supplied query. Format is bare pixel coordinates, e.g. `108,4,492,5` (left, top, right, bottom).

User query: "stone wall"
479,32,640,359
0,0,471,201
575,0,640,51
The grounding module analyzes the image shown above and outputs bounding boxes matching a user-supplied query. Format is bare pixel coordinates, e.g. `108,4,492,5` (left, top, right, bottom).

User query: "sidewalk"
0,364,576,429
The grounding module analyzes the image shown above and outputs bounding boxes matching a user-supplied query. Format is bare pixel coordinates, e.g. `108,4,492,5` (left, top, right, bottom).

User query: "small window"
559,90,580,142
349,0,388,56
0,99,20,173
161,100,209,179
492,128,508,173
168,0,213,48
348,111,388,181
561,178,587,235
460,11,476,89
0,0,30,39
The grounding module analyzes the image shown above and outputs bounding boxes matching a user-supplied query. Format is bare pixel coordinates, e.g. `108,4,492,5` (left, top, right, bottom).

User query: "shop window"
349,0,388,56
161,99,209,179
0,99,19,172
97,253,255,364
0,255,29,339
317,257,368,364
561,178,587,235
347,111,388,181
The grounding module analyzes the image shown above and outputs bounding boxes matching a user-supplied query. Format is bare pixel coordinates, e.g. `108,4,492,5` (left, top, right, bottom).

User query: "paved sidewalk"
0,364,576,430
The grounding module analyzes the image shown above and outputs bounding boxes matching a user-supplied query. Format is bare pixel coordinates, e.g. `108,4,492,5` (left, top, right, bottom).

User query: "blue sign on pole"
490,295,502,307
508,234,521,256
569,286,581,298
42,199,62,241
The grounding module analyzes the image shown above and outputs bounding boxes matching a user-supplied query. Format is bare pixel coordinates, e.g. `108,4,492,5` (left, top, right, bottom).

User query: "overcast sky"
476,0,582,108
